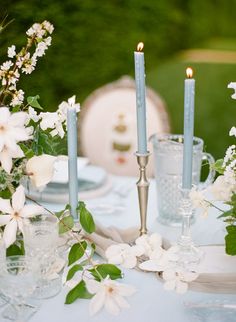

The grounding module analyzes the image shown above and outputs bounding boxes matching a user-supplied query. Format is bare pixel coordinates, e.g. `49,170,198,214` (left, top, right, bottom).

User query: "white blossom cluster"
0,21,54,107
105,233,198,294
27,95,80,138
0,94,79,176
41,95,80,138
190,82,236,216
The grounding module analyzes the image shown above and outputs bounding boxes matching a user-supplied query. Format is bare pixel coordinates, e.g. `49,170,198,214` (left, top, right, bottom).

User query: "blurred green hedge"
1,0,235,109
1,0,236,159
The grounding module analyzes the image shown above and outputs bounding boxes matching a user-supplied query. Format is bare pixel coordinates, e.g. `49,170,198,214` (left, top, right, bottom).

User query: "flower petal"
104,296,120,315
0,214,11,226
162,269,176,281
3,219,17,248
122,256,137,269
113,294,130,309
86,279,102,294
175,280,188,294
139,259,162,272
0,107,10,123
12,185,25,211
89,291,106,316
0,198,12,214
115,283,137,297
20,204,44,218
26,154,57,188
131,245,144,257
9,111,28,127
0,149,13,174
107,254,123,265
163,280,176,291
105,245,123,258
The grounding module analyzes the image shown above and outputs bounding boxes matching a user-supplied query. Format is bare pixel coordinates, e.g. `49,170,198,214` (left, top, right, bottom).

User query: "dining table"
2,174,236,322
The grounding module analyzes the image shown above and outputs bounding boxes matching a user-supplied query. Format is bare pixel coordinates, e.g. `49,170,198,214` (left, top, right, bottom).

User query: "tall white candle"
67,106,78,220
182,67,195,189
134,42,148,154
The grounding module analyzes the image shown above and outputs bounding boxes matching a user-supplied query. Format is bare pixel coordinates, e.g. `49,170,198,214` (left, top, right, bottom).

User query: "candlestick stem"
136,152,150,235
177,187,202,267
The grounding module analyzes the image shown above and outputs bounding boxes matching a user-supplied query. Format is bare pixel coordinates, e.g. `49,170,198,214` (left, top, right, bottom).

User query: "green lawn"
147,55,236,161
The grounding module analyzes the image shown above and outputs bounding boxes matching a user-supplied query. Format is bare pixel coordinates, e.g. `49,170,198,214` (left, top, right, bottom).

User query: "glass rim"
149,133,204,149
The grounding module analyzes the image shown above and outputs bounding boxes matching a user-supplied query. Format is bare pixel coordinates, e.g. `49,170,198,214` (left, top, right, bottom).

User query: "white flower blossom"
211,175,236,201
10,89,24,107
0,107,30,173
0,145,24,174
38,96,80,138
223,144,236,167
26,154,57,188
44,36,52,46
229,127,236,138
7,45,16,58
27,106,40,123
1,60,13,71
135,233,163,258
42,21,54,34
86,276,136,316
22,62,35,74
162,268,198,294
39,112,58,131
228,82,236,99
16,53,30,69
26,23,46,38
0,185,44,247
139,245,179,272
189,188,211,217
105,243,143,269
35,41,48,57
50,122,65,138
58,95,80,125
224,163,236,185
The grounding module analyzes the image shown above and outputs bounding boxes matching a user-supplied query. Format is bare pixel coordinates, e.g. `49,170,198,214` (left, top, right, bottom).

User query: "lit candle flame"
137,42,144,52
186,67,193,78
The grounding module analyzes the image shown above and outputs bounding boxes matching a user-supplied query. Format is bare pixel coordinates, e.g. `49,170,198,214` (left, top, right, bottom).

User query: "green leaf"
27,95,43,110
32,127,67,156
65,280,92,304
217,210,233,219
225,225,236,255
89,264,122,281
55,204,70,219
0,188,11,199
211,159,224,174
68,241,87,266
66,264,83,281
6,243,24,256
19,143,34,159
59,215,74,234
79,201,95,234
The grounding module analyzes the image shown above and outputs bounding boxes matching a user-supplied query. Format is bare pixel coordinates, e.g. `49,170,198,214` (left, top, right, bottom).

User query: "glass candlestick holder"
177,187,202,268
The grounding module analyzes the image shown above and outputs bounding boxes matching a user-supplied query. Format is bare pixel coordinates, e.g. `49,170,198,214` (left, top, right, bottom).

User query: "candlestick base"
135,152,150,236
176,188,203,269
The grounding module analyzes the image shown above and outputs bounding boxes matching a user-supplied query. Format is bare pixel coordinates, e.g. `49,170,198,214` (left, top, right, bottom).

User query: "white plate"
27,164,112,203
52,157,89,183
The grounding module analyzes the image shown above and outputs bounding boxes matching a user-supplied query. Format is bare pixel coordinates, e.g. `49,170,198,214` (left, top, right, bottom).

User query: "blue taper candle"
134,42,148,154
67,106,78,220
182,67,195,189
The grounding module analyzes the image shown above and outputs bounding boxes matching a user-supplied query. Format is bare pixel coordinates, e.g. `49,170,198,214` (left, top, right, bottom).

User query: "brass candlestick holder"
136,152,150,235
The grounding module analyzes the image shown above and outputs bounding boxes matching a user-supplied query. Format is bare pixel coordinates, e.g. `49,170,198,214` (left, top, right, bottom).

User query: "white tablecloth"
5,176,236,322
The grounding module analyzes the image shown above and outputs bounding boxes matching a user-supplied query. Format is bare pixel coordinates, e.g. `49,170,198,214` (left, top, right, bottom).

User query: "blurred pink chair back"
79,76,170,176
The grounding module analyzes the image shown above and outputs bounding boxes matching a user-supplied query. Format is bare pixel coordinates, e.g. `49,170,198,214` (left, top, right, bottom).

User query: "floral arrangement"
190,82,236,256
0,20,136,315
